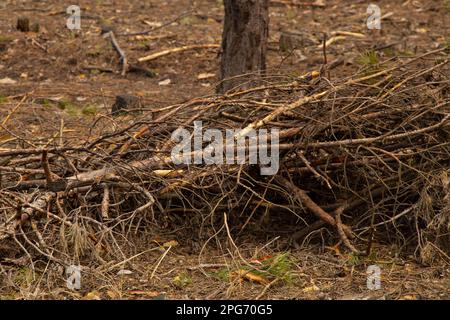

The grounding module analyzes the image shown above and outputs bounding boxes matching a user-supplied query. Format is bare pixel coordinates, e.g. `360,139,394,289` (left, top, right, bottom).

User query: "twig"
1,95,27,130
138,44,220,63
296,151,332,189
334,207,361,254
103,31,128,76
275,176,354,239
101,184,110,220
150,246,171,279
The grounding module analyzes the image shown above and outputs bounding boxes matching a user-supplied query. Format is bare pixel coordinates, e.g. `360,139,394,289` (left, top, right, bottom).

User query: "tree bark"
218,0,269,93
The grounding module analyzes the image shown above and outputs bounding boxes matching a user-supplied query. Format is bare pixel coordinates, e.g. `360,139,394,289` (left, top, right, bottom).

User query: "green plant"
347,249,381,266
347,252,363,266
382,47,396,57
259,253,296,283
65,105,79,116
58,100,81,115
13,266,33,286
398,50,415,57
445,38,450,53
57,99,72,110
211,268,231,282
41,99,52,108
137,41,151,51
356,50,384,80
239,253,297,284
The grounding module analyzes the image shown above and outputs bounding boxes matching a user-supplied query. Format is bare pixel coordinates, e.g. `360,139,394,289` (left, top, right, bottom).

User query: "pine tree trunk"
218,0,269,93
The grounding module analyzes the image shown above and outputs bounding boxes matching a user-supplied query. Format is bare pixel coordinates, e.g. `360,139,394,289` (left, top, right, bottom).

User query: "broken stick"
275,176,355,243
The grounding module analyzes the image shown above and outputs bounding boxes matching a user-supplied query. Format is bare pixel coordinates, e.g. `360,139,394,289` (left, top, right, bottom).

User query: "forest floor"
0,0,449,299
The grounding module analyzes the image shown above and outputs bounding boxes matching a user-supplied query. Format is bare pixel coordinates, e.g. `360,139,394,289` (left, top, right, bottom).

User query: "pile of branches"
0,48,448,267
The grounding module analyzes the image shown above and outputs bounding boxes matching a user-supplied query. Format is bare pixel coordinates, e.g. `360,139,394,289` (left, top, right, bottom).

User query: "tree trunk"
218,0,269,93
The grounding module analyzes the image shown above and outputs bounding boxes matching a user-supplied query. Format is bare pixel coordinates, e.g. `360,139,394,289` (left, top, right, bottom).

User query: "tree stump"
217,0,269,93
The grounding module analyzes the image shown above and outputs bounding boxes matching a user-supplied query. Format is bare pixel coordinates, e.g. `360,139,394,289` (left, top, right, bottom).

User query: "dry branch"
0,48,448,267
103,31,128,76
138,44,220,62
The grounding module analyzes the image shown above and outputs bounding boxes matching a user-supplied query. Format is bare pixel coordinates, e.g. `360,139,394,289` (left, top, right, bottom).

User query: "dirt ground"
0,0,449,299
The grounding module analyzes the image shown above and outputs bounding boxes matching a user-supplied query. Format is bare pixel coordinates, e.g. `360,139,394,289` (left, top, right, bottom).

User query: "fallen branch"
275,176,354,240
103,31,128,76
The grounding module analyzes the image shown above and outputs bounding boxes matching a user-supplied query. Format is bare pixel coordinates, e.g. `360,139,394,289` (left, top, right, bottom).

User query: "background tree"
218,0,269,93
